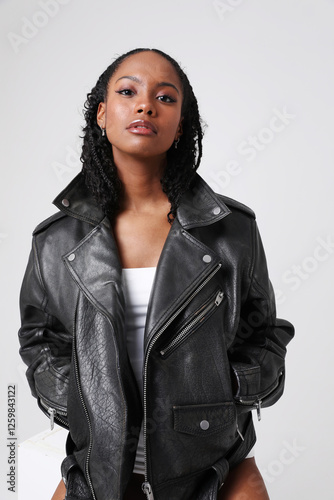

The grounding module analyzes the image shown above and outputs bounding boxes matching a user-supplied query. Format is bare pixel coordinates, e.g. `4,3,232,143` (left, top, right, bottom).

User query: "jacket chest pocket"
159,289,224,359
173,401,236,437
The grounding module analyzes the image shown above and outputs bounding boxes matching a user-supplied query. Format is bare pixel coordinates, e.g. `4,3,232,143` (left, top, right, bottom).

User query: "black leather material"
61,455,94,500
18,173,294,500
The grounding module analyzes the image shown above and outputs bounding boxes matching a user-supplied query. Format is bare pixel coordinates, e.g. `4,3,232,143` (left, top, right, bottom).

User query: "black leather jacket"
18,173,294,500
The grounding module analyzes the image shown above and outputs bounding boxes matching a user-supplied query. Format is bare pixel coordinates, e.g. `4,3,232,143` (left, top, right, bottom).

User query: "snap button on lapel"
68,253,75,261
213,207,221,215
62,198,70,207
203,255,212,263
200,420,210,430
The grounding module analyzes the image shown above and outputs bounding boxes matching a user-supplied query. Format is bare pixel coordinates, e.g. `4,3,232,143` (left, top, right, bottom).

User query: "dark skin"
51,51,270,499
97,50,183,268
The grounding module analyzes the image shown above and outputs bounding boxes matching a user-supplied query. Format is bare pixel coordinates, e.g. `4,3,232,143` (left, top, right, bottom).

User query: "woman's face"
97,51,183,164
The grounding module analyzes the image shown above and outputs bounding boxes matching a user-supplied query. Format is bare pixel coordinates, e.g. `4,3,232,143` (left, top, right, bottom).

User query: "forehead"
109,51,182,89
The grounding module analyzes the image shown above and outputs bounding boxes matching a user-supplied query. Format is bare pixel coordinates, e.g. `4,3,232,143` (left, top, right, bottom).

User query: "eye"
115,89,135,96
157,94,177,103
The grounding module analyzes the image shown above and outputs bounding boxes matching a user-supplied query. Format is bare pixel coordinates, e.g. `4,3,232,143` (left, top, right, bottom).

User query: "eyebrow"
115,75,180,94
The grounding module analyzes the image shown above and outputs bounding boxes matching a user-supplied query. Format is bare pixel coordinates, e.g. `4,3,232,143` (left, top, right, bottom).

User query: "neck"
113,152,169,214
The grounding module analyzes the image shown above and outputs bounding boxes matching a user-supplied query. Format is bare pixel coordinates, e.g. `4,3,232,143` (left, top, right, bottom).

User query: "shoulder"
33,211,67,235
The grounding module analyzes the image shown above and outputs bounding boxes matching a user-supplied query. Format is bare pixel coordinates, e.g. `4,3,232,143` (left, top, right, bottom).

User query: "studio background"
1,0,333,499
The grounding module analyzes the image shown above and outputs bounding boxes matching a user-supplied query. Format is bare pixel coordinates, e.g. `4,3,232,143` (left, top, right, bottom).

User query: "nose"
136,96,155,116
137,108,153,115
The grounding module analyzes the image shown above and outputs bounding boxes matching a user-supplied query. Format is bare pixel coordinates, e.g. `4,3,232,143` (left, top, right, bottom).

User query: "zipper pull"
215,291,224,306
255,400,262,421
48,408,56,430
142,482,154,500
236,423,244,441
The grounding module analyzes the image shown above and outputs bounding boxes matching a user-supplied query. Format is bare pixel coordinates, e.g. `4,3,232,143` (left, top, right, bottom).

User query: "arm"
229,220,294,416
218,457,269,500
18,238,72,429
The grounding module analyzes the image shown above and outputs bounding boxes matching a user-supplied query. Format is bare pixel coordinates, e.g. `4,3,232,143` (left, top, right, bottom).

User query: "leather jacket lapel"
144,176,231,350
144,218,222,352
62,218,125,331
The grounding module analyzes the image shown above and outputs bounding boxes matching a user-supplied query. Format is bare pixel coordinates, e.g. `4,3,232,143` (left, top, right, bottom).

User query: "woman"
19,48,294,500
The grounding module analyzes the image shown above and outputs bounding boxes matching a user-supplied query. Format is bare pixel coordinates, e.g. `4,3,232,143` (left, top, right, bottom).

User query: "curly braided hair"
81,48,204,223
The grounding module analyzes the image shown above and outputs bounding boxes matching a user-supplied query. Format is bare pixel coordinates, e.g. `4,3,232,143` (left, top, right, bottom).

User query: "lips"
126,119,157,134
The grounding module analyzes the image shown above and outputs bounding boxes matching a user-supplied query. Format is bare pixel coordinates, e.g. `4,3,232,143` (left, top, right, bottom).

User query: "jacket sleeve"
18,237,71,428
228,219,294,415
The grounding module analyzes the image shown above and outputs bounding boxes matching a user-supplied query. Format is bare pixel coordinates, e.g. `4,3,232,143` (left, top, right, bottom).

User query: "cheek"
167,115,182,138
106,101,129,126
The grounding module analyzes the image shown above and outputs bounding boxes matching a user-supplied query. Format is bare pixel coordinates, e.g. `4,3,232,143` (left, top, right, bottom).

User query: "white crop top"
122,266,254,475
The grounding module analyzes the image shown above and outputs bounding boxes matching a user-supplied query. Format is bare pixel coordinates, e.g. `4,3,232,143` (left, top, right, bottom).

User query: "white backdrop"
1,0,333,499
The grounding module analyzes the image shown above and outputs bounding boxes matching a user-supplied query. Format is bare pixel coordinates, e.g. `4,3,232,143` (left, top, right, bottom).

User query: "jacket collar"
53,172,231,229
176,174,231,228
53,173,105,226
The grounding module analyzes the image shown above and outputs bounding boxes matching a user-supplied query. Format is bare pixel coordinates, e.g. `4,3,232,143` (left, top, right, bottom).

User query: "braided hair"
81,48,204,223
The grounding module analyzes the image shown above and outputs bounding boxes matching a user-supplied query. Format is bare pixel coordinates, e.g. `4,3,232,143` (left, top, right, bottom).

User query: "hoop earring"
174,138,180,149
101,127,106,137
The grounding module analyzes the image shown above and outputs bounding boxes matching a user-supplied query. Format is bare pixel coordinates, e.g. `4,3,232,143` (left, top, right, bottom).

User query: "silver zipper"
142,263,222,498
237,398,262,421
160,290,224,358
72,303,97,500
236,423,245,441
237,371,283,421
49,408,55,430
236,397,263,421
39,397,68,430
142,482,155,500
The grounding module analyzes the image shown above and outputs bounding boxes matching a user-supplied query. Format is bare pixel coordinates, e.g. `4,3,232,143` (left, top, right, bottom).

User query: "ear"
97,102,106,129
175,117,183,141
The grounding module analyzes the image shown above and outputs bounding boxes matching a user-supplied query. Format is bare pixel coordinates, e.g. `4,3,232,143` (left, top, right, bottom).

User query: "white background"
1,0,333,498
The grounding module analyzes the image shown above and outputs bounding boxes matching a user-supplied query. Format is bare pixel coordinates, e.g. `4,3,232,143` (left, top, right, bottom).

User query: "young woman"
19,48,294,500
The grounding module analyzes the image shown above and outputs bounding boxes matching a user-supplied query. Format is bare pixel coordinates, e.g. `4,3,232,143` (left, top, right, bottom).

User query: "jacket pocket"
160,289,224,358
173,402,236,437
37,392,68,430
